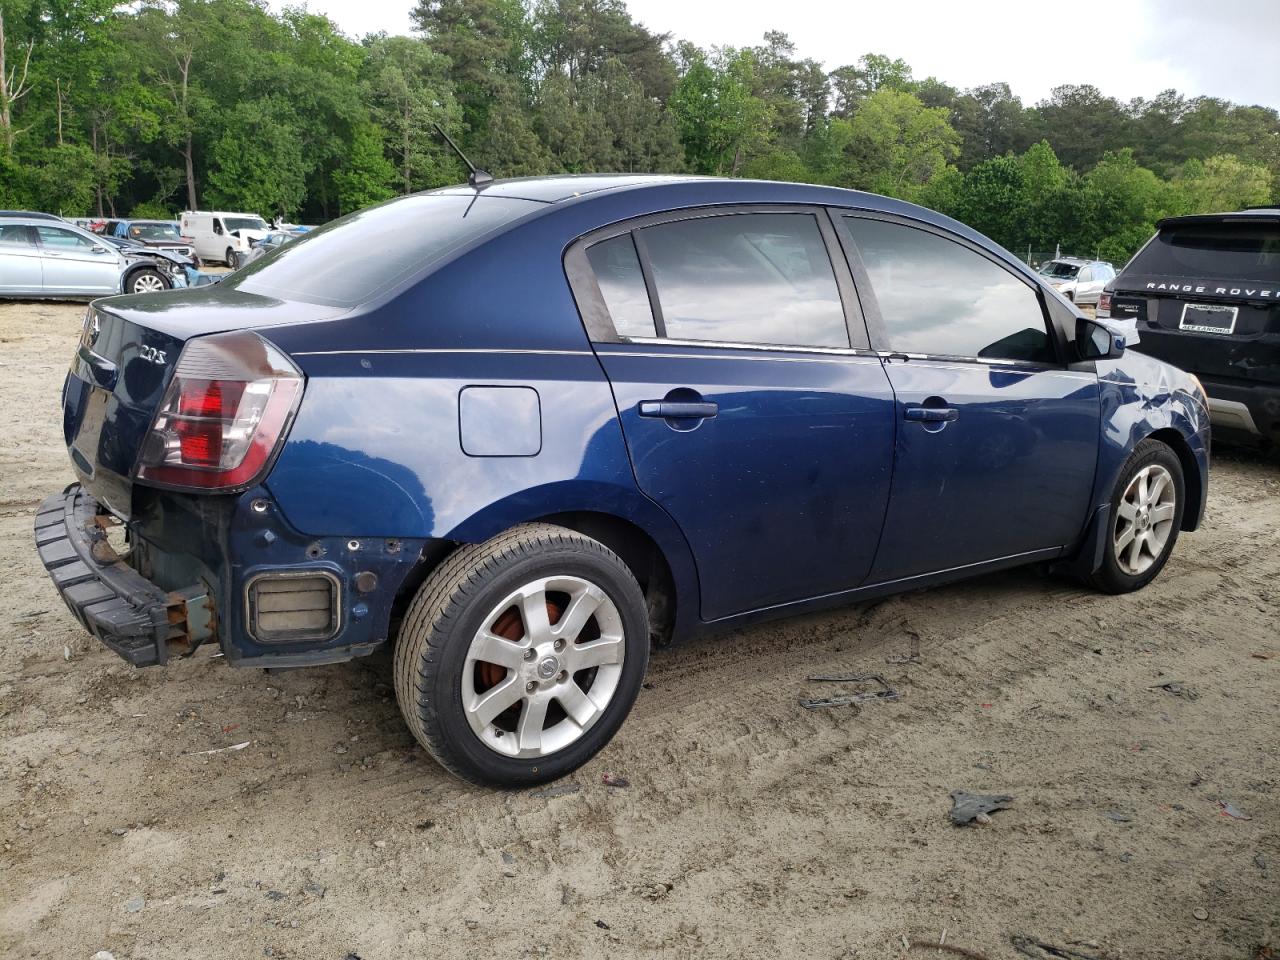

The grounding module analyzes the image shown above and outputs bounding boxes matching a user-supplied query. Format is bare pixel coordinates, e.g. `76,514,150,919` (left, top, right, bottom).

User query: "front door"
836,214,1101,583
34,225,120,295
571,208,897,621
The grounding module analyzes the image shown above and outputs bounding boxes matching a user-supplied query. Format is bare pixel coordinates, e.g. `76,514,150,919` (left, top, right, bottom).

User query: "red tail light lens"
135,331,303,491
1097,292,1112,316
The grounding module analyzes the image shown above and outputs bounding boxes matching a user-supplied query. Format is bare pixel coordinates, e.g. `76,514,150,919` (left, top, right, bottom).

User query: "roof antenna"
434,123,493,188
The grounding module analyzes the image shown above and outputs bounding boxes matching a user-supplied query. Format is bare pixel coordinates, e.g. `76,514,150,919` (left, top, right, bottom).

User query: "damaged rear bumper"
33,485,214,666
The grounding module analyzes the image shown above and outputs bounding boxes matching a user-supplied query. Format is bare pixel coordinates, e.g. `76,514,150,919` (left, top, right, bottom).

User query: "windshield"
227,193,542,307
224,216,268,232
1127,224,1280,283
1038,261,1080,279
129,222,181,241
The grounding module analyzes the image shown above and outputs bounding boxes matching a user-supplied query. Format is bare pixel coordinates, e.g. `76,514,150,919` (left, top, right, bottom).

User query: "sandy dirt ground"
0,301,1276,960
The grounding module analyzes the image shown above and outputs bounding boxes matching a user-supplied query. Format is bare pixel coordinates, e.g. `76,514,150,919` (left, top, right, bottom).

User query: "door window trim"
833,210,1073,370
565,203,876,356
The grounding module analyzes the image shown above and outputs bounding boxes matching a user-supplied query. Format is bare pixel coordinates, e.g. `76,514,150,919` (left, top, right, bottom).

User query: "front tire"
127,268,169,294
394,524,650,787
1089,439,1184,594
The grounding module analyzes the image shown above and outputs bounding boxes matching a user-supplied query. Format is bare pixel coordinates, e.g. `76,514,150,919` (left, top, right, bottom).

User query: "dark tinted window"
0,225,33,248
845,217,1053,363
585,234,656,337
640,213,848,348
1126,224,1280,283
230,194,541,307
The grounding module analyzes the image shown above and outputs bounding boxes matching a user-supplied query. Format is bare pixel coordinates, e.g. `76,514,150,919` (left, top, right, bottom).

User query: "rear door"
0,224,42,293
568,206,897,622
836,213,1101,583
34,225,120,295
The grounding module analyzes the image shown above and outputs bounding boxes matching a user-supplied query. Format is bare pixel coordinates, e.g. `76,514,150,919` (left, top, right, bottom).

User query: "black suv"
1101,209,1280,443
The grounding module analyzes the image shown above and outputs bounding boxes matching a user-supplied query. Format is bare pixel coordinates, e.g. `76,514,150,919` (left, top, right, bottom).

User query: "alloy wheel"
132,273,166,294
461,575,625,759
1113,464,1176,576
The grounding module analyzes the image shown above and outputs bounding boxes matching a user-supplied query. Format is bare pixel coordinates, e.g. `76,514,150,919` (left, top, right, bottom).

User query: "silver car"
0,217,187,298
1037,257,1116,306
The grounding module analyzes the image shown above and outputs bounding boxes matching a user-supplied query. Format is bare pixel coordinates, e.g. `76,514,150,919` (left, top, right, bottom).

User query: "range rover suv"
1101,209,1279,443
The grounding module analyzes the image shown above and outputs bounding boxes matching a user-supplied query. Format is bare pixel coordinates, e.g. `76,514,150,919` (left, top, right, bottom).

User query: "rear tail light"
136,330,302,491
1097,292,1112,317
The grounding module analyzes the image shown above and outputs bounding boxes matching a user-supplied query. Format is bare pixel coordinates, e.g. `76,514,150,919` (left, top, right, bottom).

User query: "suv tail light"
1097,292,1112,317
136,331,303,491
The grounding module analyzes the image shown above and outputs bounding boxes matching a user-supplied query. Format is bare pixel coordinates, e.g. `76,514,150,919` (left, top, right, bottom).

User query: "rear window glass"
228,194,541,307
1127,225,1280,283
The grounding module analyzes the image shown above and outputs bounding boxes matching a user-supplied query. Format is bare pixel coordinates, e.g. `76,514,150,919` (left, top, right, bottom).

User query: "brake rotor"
475,600,564,690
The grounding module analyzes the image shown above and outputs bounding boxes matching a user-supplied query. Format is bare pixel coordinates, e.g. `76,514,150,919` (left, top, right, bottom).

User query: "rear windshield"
1039,261,1079,279
227,194,541,307
1127,224,1280,283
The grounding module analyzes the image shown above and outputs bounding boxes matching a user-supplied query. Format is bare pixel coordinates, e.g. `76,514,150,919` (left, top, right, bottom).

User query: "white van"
180,211,269,267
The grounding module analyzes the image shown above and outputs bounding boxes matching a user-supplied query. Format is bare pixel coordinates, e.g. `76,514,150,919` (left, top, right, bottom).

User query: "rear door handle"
638,400,718,420
904,407,958,422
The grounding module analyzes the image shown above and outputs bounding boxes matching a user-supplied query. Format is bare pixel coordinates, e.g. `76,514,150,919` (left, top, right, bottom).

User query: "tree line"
2,0,1276,263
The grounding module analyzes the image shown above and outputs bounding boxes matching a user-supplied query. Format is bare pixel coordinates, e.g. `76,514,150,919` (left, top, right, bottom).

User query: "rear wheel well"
389,514,677,651
535,511,677,647
1147,428,1201,531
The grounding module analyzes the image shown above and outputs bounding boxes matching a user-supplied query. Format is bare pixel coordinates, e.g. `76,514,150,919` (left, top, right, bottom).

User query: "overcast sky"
271,0,1280,109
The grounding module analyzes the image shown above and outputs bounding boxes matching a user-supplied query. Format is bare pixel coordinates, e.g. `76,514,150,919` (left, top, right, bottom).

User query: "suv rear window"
1127,224,1280,283
228,194,541,307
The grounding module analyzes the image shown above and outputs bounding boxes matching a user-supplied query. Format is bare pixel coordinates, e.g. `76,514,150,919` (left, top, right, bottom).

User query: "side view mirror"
91,246,111,255
1076,317,1128,360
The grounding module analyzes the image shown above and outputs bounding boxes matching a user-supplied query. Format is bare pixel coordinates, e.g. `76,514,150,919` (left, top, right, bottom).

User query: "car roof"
0,210,62,220
432,174,707,204
1158,208,1280,228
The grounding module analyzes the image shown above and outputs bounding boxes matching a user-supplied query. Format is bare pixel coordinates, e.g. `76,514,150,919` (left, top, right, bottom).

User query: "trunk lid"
63,288,343,518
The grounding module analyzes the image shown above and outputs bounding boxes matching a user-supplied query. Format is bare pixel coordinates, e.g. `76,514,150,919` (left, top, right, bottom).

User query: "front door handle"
904,406,959,422
638,400,718,420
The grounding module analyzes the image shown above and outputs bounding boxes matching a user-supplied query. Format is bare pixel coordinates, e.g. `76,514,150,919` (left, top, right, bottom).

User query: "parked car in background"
99,234,201,293
36,176,1208,787
0,215,187,297
0,210,63,221
1101,208,1280,443
239,229,297,267
1037,257,1116,305
180,210,268,267
104,219,195,261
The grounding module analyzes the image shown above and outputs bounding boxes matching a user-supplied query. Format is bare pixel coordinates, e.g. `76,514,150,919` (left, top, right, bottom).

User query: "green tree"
670,47,770,175
837,88,959,199
1176,155,1272,213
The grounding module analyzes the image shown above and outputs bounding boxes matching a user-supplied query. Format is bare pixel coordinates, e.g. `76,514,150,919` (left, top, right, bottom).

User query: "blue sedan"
36,176,1209,786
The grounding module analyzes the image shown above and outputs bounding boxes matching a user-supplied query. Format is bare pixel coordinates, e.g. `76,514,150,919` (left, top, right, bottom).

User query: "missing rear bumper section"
33,485,215,667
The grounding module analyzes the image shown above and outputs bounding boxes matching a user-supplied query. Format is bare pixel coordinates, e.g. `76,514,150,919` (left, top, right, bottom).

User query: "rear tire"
1089,439,1184,594
394,524,649,787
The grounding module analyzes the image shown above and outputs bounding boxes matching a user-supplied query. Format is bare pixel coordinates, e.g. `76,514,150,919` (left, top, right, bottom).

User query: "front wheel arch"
1146,427,1203,532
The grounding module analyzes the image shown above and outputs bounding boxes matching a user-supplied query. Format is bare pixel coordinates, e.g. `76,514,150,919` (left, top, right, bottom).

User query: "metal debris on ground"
528,782,580,800
800,672,901,710
1011,935,1103,959
601,772,630,788
1150,681,1198,700
188,740,251,756
906,939,990,959
1217,800,1252,820
949,791,1015,826
1103,810,1134,823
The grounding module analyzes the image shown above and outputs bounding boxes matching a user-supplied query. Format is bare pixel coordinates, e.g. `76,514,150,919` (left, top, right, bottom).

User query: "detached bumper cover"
33,485,211,667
